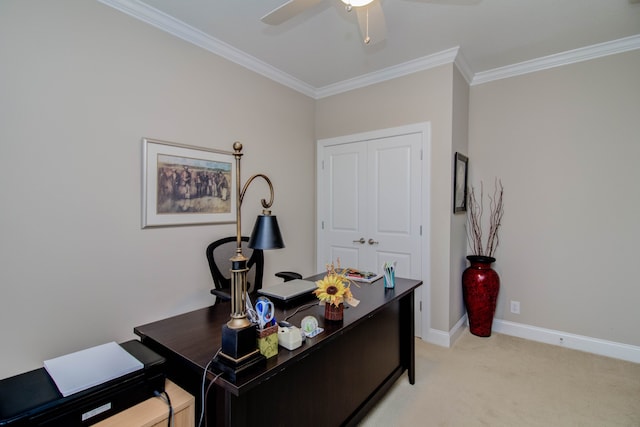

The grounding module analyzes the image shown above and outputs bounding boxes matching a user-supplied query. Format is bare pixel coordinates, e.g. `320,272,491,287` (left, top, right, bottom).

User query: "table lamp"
214,141,285,378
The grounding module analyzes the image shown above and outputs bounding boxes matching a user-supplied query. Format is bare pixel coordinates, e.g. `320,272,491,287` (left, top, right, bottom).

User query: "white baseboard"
423,315,467,348
492,319,640,364
423,317,640,363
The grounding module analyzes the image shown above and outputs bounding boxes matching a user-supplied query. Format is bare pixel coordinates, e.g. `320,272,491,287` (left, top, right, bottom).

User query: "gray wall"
0,0,316,379
450,66,470,328
469,50,640,346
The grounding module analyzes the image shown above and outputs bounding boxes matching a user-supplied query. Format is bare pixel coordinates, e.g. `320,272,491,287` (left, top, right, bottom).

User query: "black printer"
0,340,165,426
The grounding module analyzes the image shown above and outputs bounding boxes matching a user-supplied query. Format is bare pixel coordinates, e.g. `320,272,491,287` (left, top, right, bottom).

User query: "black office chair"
206,236,302,301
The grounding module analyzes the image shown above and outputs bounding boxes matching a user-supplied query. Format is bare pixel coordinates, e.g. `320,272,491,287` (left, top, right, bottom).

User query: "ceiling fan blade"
403,0,482,5
355,1,387,45
261,0,324,25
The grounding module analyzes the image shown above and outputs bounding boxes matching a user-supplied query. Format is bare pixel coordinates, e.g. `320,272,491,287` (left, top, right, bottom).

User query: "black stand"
212,323,265,382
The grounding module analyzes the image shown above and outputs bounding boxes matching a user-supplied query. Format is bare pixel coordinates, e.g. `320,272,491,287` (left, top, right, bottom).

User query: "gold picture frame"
142,138,237,228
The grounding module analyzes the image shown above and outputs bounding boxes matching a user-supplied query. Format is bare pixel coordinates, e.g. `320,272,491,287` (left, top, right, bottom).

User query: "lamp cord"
284,302,319,322
198,348,222,427
203,371,223,427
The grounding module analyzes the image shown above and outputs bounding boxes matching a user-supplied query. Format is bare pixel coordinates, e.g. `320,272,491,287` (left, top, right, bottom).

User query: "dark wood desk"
134,276,422,426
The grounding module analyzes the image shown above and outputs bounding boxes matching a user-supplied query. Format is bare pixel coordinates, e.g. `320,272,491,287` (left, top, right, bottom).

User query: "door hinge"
321,221,325,230
322,160,325,170
419,301,422,311
420,149,423,160
420,225,422,236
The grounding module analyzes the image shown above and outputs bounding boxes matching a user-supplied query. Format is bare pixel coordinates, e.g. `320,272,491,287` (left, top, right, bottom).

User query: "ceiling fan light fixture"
341,0,375,7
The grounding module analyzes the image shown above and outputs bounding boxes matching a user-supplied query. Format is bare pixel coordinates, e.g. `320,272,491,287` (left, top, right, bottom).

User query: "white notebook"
44,342,143,397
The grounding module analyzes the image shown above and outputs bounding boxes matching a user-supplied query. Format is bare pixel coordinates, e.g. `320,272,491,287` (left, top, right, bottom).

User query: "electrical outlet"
510,300,520,314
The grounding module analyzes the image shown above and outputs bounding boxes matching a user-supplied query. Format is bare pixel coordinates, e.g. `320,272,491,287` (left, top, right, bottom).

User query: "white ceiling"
100,0,640,98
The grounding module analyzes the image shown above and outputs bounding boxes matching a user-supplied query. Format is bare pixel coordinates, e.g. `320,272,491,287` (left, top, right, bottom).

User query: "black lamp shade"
248,214,285,250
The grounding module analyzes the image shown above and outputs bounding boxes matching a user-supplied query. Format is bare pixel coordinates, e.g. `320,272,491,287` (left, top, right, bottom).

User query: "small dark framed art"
453,152,468,213
142,138,237,228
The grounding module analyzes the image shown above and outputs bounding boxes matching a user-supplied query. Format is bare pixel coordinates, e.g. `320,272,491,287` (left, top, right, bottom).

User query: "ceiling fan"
261,0,387,45
261,0,480,45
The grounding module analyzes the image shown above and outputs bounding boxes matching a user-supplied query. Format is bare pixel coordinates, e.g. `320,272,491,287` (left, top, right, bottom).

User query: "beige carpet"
359,330,640,427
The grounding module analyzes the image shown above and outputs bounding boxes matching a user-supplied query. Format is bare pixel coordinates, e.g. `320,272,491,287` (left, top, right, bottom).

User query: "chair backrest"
206,236,264,294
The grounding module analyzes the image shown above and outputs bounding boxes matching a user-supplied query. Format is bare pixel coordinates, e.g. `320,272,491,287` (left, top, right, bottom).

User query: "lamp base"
212,323,265,382
220,323,257,358
212,350,265,382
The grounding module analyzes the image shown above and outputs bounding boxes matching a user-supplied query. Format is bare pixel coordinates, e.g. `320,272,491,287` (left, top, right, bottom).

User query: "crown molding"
471,34,640,86
97,0,317,98
97,1,640,96
98,0,460,99
453,49,474,85
315,47,460,98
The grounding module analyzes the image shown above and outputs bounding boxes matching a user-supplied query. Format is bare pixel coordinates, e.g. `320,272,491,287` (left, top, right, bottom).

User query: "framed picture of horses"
142,138,236,228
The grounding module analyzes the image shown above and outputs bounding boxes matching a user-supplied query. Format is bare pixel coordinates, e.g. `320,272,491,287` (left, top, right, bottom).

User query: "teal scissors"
255,297,275,330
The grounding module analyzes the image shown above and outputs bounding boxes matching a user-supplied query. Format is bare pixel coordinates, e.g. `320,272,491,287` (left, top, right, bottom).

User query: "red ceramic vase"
462,255,500,337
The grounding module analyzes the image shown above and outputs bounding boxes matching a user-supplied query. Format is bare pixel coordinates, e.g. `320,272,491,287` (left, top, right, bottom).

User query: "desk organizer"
256,324,279,359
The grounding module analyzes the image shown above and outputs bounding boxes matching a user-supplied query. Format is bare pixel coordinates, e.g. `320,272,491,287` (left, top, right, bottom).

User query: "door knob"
368,238,379,245
352,238,365,244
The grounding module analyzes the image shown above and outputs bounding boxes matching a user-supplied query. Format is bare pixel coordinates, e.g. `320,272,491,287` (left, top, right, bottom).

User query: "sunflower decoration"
314,260,359,307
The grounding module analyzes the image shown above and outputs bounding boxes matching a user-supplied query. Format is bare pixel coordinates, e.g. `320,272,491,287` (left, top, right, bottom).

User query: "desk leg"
400,290,416,385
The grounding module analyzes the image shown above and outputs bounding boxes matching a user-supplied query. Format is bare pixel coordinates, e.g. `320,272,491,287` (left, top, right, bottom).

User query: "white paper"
44,342,143,397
